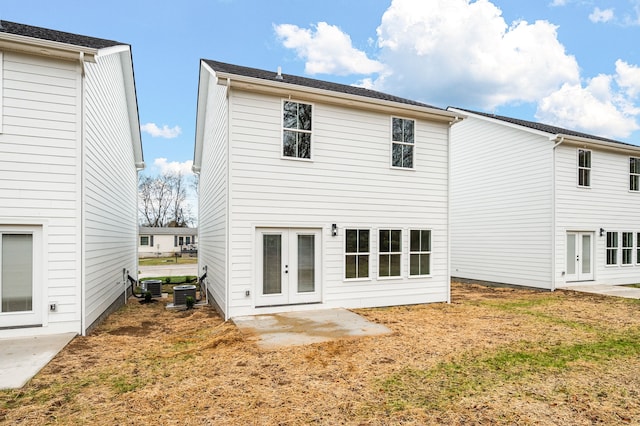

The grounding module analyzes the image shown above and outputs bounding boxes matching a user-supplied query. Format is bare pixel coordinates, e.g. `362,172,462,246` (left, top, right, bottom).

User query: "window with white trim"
283,100,312,159
345,229,369,279
622,232,633,265
391,117,414,169
606,231,618,265
630,157,640,191
637,233,640,265
578,149,591,187
1,232,33,313
379,229,401,278
409,229,431,276
140,235,153,246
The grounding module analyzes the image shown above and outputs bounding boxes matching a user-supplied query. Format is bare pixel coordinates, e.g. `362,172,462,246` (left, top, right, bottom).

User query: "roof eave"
215,71,461,123
0,31,99,62
553,133,640,153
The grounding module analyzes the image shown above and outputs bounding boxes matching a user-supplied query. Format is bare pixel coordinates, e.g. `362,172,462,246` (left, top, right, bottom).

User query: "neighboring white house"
138,227,198,257
449,107,640,290
193,59,463,319
0,21,143,337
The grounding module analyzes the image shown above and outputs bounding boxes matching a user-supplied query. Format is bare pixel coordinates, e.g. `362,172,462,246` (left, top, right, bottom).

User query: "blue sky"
3,0,640,179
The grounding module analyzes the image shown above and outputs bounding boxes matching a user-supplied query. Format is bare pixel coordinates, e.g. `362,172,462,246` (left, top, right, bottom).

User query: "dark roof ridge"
203,59,443,110
451,106,637,147
0,19,124,49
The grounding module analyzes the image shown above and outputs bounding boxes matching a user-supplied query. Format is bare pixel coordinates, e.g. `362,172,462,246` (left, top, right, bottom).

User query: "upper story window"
345,229,369,279
283,101,312,159
379,229,402,278
630,157,640,191
578,149,591,187
391,117,414,169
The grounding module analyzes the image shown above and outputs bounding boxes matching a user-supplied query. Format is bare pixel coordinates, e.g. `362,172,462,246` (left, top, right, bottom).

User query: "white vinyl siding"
207,87,450,317
0,51,80,334
82,48,139,332
450,115,553,289
197,79,229,316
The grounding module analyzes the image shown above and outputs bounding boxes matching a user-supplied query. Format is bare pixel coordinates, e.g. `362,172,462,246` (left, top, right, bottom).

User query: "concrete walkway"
562,284,640,299
0,333,76,390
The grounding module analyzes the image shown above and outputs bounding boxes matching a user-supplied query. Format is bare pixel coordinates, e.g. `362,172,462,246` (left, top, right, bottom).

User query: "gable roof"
0,20,122,49
203,59,442,110
451,107,638,149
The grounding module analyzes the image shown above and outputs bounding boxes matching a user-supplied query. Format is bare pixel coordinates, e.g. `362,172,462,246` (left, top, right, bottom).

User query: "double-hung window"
283,100,312,159
391,117,414,169
410,230,431,276
140,235,153,246
379,229,401,278
637,233,640,265
630,157,640,191
345,229,369,279
578,149,591,187
622,232,633,265
606,231,618,265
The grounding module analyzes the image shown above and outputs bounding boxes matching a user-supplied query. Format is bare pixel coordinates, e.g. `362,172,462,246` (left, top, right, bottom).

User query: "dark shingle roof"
203,59,443,110
0,20,123,49
454,107,637,147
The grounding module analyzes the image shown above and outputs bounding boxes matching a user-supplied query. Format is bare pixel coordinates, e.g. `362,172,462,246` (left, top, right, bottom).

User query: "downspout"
447,116,462,303
79,51,86,335
551,136,565,291
225,77,231,320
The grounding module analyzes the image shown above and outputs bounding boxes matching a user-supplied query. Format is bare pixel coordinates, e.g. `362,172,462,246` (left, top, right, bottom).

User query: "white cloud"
536,74,640,139
371,0,580,109
589,7,615,23
141,122,182,139
616,59,640,99
154,158,194,176
274,22,385,75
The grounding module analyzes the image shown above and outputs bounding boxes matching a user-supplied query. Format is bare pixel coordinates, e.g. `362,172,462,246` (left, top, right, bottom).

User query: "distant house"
449,107,640,290
193,59,463,319
138,227,198,257
0,21,143,337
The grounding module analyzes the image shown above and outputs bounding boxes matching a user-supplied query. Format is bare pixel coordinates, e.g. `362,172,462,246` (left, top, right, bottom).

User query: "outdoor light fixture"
332,224,338,237
600,228,605,237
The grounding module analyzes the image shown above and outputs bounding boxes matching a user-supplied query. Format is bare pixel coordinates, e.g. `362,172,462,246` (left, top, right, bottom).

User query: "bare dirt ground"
2,282,640,425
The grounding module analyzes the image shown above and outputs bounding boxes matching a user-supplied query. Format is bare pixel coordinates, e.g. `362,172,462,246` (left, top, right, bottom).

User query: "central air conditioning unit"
141,279,163,298
173,284,196,305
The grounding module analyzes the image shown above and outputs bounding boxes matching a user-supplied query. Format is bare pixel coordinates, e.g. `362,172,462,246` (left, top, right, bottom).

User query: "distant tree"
138,172,195,227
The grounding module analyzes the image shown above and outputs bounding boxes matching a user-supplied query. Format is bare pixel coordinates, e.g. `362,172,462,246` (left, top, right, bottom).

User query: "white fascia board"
216,71,461,124
193,61,214,171
447,107,552,139
552,133,640,154
0,32,99,62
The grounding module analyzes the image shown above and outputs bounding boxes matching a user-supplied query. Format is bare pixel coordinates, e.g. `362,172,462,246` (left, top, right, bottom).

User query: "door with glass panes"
256,228,321,306
0,227,42,328
566,232,594,282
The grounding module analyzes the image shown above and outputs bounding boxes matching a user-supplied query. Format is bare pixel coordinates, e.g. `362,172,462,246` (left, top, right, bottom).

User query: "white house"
138,227,198,257
449,107,640,290
0,21,143,337
193,59,463,319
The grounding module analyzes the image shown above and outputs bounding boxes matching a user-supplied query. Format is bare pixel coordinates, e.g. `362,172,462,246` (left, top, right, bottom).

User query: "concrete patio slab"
562,284,640,299
233,308,392,350
0,332,76,390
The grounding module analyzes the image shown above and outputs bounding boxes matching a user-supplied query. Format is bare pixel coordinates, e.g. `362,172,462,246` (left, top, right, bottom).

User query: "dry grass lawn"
2,282,640,425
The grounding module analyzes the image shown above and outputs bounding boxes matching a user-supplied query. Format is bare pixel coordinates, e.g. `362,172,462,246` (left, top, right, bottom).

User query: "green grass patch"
138,256,197,266
380,330,640,411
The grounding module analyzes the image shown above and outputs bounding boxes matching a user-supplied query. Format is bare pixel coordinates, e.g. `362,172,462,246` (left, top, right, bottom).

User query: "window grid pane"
391,117,415,169
379,229,401,277
410,229,431,276
578,149,591,187
622,232,633,265
283,101,312,159
631,157,640,191
345,229,369,279
606,232,618,265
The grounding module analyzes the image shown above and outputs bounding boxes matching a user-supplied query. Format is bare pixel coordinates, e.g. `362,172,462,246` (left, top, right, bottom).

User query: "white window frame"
606,231,618,266
622,232,634,265
344,228,370,281
630,157,640,192
409,229,432,277
577,149,591,188
391,117,415,170
378,229,402,279
282,100,313,161
0,51,3,134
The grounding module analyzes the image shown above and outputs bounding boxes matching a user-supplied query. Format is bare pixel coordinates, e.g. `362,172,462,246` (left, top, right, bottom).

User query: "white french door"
0,227,43,328
566,232,594,282
256,228,321,307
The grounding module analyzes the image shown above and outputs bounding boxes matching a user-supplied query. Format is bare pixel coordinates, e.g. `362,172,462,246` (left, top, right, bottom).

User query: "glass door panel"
297,234,315,293
262,234,282,295
2,234,33,312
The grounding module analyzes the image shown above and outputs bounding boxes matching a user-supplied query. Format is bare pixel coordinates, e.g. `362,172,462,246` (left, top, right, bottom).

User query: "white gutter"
214,72,459,124
550,136,565,291
447,115,463,303
0,32,99,62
